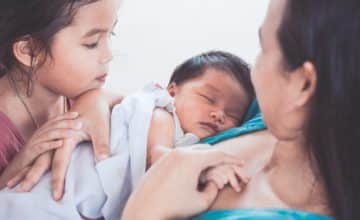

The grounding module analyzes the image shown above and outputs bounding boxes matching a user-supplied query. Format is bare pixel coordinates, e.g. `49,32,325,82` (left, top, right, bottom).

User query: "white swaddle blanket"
0,82,199,220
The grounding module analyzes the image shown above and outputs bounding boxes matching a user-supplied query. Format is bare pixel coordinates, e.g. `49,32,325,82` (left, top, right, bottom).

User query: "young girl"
0,0,122,199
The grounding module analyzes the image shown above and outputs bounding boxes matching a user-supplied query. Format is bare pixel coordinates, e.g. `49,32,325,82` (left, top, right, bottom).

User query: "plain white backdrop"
106,0,268,93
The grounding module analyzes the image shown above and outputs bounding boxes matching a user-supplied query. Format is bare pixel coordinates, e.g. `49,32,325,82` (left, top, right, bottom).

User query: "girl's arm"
5,89,124,200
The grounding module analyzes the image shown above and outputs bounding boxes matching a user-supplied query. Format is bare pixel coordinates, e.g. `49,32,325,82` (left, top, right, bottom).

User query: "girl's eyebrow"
82,19,118,38
83,28,108,38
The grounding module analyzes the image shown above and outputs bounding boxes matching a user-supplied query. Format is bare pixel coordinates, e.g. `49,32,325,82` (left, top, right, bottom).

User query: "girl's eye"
83,42,98,49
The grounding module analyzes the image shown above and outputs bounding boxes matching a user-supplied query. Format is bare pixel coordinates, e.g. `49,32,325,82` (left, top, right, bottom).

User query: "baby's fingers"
232,165,250,184
227,171,242,192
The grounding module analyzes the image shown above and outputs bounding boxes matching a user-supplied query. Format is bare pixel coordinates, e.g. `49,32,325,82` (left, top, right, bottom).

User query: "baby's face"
168,68,250,139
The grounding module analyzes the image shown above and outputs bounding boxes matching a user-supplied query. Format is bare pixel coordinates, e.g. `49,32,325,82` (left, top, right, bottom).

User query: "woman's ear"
294,61,317,107
12,38,35,67
167,82,178,97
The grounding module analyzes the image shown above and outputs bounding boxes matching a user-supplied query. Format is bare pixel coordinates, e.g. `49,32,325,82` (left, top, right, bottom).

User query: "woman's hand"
0,112,82,189
122,146,244,220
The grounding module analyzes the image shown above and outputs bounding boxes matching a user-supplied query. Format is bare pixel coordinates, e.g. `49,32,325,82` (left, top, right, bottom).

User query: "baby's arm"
146,108,175,168
200,163,250,193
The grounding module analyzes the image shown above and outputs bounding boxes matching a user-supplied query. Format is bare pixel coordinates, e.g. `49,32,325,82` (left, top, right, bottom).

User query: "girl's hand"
6,89,123,200
122,146,244,220
0,112,82,189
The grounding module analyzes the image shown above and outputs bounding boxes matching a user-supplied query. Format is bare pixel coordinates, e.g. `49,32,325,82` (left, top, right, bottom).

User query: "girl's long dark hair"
0,0,98,93
278,0,360,219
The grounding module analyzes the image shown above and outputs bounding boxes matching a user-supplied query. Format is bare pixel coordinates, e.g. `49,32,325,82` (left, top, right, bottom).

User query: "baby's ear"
12,36,37,67
167,82,178,97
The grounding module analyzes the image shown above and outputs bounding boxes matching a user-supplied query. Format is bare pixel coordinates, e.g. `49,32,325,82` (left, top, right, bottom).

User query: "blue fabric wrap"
191,208,333,220
201,100,266,145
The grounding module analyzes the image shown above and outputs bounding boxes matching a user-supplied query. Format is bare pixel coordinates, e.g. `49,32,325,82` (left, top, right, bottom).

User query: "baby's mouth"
199,122,219,134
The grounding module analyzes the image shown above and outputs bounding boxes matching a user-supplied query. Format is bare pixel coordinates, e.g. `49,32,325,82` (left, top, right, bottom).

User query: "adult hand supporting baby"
122,146,244,220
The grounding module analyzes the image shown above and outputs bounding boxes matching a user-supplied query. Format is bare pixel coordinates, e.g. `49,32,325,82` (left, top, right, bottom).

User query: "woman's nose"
210,111,225,124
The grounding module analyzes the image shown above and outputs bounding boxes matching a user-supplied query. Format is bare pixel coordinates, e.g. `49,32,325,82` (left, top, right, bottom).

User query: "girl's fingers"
34,118,82,141
34,112,79,137
17,152,52,192
24,140,63,161
31,128,79,147
7,166,31,188
51,139,76,201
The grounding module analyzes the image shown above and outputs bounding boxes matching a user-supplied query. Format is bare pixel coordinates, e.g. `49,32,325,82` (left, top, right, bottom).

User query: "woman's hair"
0,0,98,94
169,50,255,103
278,0,360,219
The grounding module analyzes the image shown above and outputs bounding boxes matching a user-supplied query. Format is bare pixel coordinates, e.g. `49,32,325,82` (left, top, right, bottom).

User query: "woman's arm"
122,130,275,220
123,147,244,220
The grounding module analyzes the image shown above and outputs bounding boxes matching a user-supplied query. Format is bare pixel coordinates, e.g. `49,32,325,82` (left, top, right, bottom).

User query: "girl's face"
36,0,120,98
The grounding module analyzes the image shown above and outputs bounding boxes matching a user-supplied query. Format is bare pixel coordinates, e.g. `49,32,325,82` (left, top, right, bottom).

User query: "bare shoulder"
213,130,277,163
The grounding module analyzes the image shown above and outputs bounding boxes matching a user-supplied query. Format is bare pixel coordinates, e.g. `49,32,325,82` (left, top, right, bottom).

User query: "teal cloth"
192,208,333,220
201,100,266,145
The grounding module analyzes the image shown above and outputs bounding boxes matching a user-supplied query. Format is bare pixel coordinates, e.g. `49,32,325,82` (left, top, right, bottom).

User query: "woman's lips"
96,74,108,82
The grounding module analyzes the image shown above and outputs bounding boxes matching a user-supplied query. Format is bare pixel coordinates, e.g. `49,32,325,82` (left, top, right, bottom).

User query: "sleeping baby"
0,51,254,220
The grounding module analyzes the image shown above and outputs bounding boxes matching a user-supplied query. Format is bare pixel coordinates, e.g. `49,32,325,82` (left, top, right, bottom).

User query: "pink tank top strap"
0,111,25,174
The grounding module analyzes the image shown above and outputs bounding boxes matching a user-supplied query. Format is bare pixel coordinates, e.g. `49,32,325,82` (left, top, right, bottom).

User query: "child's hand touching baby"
199,162,250,193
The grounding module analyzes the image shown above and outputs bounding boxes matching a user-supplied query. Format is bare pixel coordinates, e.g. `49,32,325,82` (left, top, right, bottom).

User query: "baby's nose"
210,111,225,124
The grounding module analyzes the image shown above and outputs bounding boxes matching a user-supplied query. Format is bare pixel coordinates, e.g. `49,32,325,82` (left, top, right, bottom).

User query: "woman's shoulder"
214,130,276,162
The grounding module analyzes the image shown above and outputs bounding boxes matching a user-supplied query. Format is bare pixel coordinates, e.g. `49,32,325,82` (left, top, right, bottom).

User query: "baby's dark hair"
169,51,255,101
0,0,99,94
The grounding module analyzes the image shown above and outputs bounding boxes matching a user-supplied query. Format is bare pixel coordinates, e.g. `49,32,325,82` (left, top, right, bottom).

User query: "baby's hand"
200,164,250,192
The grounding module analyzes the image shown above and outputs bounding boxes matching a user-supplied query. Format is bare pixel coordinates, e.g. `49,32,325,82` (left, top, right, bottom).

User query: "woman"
123,0,360,219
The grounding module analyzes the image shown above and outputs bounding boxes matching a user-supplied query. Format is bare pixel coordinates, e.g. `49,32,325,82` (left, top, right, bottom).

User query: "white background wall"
106,0,268,93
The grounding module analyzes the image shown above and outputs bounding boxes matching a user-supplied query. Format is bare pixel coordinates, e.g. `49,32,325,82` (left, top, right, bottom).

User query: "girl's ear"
12,37,35,67
167,82,178,97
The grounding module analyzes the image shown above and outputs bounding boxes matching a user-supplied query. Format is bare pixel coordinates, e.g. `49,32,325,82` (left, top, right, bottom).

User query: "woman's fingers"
17,152,53,192
51,139,76,201
197,181,219,210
